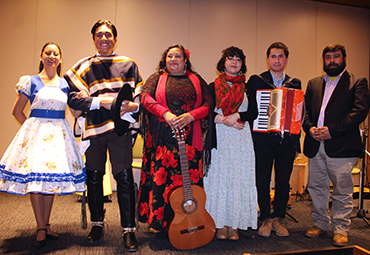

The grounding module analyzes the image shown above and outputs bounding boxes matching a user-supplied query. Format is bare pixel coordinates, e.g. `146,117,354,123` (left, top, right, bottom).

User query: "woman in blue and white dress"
0,43,86,247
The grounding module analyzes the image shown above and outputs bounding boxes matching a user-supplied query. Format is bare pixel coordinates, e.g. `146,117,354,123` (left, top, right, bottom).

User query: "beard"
324,60,346,76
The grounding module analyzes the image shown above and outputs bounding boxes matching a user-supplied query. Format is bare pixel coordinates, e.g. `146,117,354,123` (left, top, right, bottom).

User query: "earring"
183,64,187,74
238,71,243,76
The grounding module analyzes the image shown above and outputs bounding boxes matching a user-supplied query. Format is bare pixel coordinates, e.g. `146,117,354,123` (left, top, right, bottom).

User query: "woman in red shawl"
204,46,258,240
138,44,213,233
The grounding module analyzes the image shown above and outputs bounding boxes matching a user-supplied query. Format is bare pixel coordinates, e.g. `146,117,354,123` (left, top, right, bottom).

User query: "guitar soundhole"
182,198,198,214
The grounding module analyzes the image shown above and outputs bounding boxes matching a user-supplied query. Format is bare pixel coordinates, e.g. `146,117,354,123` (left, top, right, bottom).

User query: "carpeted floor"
0,191,370,255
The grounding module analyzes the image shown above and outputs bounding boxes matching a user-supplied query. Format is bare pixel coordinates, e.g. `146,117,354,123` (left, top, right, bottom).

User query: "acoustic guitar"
168,129,216,250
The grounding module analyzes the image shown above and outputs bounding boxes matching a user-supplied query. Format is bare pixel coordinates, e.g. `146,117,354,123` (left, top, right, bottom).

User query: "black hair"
322,43,347,60
216,46,247,74
91,19,117,39
157,44,193,74
266,42,289,58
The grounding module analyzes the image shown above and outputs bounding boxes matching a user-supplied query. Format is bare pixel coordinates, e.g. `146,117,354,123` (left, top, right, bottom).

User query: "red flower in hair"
185,49,190,59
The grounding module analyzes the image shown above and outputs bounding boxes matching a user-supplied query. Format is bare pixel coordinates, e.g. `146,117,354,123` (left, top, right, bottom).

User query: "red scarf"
155,71,203,151
214,72,245,116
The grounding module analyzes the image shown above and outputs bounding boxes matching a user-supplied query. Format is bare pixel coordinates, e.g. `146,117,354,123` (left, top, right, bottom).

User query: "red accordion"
253,87,304,135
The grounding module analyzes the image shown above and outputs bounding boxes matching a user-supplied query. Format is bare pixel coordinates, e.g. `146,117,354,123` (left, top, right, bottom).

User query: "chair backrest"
133,134,144,159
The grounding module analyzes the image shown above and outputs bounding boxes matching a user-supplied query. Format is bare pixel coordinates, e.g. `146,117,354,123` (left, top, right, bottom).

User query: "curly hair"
216,46,247,74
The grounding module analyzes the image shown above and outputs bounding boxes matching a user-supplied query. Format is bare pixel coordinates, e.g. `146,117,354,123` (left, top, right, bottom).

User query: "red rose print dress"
138,72,213,232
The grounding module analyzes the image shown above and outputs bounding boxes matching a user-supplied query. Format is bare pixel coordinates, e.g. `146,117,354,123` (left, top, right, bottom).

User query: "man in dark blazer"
249,42,302,238
303,43,369,247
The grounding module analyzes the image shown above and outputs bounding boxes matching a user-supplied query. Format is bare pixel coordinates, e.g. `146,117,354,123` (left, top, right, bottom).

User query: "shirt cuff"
132,103,140,113
90,97,101,110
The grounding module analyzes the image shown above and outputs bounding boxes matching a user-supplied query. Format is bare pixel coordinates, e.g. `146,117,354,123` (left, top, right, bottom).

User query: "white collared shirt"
317,70,346,128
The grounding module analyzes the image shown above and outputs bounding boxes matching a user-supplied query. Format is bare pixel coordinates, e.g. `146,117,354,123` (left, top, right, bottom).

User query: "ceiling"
312,0,370,9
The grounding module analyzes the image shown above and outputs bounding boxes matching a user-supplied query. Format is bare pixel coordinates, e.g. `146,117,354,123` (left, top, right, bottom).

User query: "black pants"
254,133,296,221
85,132,135,228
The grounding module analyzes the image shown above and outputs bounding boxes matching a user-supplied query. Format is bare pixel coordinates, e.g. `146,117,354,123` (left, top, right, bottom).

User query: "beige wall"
0,0,369,156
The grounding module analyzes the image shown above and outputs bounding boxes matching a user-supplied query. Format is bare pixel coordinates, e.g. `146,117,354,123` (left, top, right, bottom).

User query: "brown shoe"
272,217,289,237
258,218,273,237
227,227,239,240
216,226,228,240
305,225,326,238
333,233,348,247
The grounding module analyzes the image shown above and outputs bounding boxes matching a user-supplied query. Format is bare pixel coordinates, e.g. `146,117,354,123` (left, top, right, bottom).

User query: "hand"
120,100,138,117
163,111,178,130
76,91,89,99
309,127,321,141
214,114,224,124
100,97,114,110
232,122,245,130
318,126,332,140
224,112,240,127
173,113,194,130
309,126,332,141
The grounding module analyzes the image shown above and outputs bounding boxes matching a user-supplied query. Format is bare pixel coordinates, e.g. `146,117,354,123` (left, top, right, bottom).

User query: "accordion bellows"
253,87,304,135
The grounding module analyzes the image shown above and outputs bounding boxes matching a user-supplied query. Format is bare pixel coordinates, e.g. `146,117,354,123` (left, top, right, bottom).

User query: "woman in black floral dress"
138,44,213,233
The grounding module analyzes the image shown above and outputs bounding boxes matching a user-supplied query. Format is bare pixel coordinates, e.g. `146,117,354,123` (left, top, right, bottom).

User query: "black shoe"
34,229,47,248
123,232,138,252
87,226,104,243
45,224,59,240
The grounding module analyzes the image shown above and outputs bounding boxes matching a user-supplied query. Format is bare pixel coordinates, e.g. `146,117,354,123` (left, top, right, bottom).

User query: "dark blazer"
302,71,370,158
248,70,302,153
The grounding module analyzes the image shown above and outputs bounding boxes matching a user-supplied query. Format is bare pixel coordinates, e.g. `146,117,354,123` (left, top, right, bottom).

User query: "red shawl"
214,72,245,117
155,71,203,150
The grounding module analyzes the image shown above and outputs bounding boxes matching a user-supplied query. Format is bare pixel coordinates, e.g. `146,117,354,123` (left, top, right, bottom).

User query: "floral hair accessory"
185,49,190,59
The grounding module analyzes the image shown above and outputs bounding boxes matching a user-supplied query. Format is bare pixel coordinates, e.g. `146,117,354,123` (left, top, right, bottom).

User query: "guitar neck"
178,140,193,201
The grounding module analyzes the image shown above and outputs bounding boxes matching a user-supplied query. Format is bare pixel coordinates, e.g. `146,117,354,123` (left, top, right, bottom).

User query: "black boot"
115,169,137,251
86,170,105,243
123,231,138,252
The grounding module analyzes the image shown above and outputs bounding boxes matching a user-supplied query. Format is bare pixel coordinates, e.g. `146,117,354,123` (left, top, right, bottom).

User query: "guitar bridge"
180,225,205,235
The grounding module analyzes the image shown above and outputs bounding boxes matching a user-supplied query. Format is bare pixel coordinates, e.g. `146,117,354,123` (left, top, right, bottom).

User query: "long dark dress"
138,72,213,232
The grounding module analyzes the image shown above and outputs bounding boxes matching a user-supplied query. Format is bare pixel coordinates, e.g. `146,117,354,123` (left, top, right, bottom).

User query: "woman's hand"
232,122,245,130
214,114,224,124
173,113,194,130
224,112,240,127
163,111,178,130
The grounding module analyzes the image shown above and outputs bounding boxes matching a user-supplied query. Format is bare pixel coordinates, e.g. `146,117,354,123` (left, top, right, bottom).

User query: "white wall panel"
0,0,369,156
